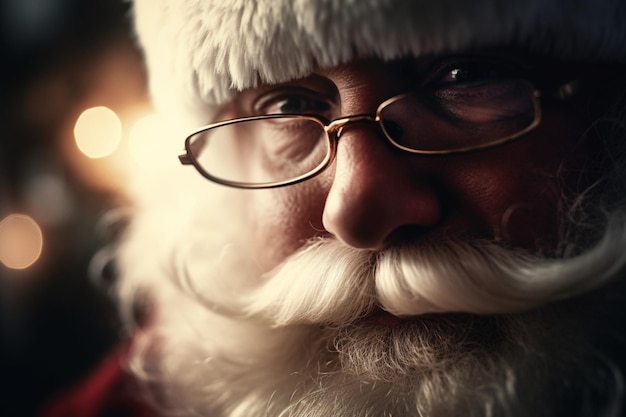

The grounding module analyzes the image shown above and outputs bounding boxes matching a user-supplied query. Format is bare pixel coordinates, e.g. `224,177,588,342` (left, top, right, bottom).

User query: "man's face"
226,54,590,272
127,51,625,417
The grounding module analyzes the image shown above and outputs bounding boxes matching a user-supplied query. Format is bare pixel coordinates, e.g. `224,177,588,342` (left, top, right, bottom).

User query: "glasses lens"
187,116,329,186
380,79,538,152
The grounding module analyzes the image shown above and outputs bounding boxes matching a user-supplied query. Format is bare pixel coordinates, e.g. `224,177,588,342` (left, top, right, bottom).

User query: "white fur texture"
133,0,626,118
115,208,626,416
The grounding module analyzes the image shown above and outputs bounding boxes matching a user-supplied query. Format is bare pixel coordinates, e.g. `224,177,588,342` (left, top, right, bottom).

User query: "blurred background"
1,0,153,415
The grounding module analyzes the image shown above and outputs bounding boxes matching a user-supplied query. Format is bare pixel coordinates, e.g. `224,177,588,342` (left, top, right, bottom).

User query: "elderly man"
81,0,626,416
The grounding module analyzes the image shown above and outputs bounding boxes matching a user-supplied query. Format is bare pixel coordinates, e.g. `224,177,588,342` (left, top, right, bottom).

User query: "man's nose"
322,124,442,250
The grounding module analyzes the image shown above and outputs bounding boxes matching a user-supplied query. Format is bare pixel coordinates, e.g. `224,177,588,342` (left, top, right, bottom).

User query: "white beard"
116,203,626,417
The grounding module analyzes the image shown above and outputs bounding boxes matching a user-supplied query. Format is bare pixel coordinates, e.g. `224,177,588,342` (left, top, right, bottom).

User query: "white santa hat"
132,0,626,120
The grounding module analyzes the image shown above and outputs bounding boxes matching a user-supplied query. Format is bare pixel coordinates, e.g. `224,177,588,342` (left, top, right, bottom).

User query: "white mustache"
243,224,626,326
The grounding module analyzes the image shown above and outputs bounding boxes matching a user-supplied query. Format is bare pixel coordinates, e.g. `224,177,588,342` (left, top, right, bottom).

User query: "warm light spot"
129,114,179,170
0,214,43,270
74,106,122,158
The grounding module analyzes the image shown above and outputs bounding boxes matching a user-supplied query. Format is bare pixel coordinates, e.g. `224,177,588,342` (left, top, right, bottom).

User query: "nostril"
383,224,437,247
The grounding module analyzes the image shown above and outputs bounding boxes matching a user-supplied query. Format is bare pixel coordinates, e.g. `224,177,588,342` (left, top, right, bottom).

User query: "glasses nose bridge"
326,114,378,139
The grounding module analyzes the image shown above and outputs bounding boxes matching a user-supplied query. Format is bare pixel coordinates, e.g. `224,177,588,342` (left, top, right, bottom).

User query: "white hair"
111,167,626,416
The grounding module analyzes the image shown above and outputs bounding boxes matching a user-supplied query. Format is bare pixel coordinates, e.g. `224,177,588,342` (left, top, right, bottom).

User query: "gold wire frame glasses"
179,79,575,189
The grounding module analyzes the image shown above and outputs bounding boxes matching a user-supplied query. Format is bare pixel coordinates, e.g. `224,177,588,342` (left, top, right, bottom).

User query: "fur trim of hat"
133,0,626,118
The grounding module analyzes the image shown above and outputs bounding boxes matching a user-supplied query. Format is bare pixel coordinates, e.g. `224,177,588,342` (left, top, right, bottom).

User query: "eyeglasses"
179,78,576,189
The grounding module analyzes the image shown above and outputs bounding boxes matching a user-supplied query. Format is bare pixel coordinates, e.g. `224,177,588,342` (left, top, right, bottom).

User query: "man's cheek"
497,201,561,250
245,192,318,271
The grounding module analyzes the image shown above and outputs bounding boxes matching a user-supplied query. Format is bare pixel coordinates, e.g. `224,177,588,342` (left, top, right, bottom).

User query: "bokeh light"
0,214,44,270
74,106,122,158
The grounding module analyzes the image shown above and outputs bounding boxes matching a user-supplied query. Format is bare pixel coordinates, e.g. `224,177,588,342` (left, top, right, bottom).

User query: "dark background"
1,1,149,415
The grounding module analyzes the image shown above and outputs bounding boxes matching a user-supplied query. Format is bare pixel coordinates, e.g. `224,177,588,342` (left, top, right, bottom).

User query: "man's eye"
446,67,501,84
256,92,332,116
429,60,521,87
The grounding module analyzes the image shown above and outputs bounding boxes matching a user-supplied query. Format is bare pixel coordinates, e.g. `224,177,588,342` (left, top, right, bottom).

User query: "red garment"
40,345,157,417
